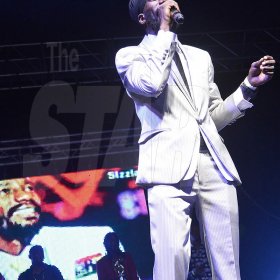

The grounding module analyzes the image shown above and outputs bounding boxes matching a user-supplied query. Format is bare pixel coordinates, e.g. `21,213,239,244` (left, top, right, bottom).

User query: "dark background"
1,0,280,279
1,0,279,42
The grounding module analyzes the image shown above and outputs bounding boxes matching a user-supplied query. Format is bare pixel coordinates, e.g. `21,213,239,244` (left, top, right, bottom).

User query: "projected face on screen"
0,178,41,231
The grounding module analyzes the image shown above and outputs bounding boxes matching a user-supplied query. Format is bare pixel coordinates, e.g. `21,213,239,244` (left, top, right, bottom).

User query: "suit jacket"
115,31,251,186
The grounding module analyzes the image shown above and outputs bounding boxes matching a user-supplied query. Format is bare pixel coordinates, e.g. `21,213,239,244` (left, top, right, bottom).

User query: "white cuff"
233,87,254,111
243,77,257,90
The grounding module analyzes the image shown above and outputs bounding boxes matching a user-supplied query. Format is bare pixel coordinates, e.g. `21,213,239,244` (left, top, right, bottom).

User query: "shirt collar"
140,31,179,50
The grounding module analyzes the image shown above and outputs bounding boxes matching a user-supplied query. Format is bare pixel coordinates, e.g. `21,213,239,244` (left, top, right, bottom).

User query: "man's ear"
138,13,146,25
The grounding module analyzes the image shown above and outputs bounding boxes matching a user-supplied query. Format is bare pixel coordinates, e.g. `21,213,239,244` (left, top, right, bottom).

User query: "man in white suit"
115,0,275,279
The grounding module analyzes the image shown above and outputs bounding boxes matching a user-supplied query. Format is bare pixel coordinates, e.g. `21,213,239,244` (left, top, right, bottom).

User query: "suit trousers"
147,150,241,280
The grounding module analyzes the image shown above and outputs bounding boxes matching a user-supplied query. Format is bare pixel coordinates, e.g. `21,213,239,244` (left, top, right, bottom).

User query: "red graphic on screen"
30,170,107,221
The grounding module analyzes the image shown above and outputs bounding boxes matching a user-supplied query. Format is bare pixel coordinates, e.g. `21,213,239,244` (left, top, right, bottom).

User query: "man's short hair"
129,0,147,22
103,232,119,245
29,245,44,258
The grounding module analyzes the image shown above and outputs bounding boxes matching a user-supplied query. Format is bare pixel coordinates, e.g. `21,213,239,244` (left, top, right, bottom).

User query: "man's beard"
145,10,161,33
0,218,42,245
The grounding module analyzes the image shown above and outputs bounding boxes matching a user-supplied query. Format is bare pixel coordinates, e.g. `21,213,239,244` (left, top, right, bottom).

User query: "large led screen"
0,167,153,280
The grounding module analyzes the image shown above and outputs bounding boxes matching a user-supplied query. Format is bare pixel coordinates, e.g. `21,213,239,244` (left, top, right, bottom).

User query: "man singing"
115,0,275,279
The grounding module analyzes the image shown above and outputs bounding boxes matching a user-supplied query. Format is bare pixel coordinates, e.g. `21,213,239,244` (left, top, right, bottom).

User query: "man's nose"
14,189,32,202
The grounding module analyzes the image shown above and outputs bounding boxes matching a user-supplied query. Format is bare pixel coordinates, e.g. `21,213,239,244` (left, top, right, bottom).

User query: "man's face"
142,0,161,33
0,178,41,228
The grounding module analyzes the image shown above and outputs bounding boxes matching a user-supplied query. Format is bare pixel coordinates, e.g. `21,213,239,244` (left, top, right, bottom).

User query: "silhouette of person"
96,232,139,280
18,245,64,280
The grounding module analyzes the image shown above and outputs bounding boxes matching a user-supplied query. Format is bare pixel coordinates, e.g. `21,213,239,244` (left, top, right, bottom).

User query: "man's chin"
0,219,42,243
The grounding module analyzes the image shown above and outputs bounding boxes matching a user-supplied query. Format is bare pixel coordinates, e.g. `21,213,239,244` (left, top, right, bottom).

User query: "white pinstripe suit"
116,30,252,280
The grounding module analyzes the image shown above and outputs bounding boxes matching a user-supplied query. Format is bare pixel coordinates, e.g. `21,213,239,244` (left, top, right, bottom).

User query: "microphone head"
173,11,184,25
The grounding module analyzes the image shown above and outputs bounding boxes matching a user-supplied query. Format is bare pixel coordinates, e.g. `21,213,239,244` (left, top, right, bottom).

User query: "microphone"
170,7,184,25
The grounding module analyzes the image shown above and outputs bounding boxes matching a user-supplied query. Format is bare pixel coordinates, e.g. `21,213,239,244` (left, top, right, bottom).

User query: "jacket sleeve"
207,53,249,131
115,31,176,98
